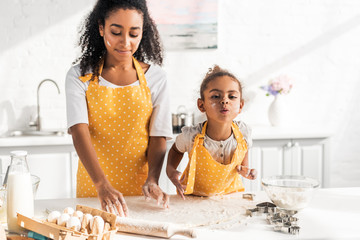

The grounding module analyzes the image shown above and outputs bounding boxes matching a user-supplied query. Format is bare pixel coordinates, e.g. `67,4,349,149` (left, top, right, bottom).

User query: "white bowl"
262,175,319,211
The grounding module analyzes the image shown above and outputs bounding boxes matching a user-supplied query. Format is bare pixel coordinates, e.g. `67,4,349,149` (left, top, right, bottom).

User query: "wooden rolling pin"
116,217,197,238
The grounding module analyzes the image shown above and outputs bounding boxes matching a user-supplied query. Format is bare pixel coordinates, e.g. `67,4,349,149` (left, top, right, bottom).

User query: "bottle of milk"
6,150,34,233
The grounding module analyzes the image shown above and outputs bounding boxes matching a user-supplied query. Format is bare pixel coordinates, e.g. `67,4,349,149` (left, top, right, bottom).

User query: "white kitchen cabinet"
243,131,331,192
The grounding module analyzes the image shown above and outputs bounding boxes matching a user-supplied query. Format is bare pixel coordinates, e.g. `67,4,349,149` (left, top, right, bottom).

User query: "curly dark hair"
74,0,163,78
200,65,243,100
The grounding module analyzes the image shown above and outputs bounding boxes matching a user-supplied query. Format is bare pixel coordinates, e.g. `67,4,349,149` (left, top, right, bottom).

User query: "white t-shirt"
65,63,173,140
175,121,252,164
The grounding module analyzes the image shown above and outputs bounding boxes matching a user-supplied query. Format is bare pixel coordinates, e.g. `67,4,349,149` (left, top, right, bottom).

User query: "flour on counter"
124,193,257,230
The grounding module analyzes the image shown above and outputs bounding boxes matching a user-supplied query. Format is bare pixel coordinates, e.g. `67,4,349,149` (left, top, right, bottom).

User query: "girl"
65,0,172,216
166,66,257,199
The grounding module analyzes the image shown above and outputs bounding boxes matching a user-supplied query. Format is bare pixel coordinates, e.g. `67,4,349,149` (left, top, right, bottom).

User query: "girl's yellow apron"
181,121,248,196
77,57,152,197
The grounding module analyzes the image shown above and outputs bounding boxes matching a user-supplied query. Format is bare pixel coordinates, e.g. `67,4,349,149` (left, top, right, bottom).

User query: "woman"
65,0,172,216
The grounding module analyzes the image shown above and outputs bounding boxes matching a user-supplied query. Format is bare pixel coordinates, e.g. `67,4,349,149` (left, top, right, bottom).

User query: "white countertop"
34,187,360,240
0,133,74,155
0,134,73,147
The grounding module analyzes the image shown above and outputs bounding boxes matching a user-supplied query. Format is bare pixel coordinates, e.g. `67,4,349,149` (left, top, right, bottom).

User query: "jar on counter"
172,113,181,134
172,106,194,134
7,150,34,233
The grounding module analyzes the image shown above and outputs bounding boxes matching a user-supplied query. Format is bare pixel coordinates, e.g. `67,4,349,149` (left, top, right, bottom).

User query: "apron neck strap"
79,57,145,84
200,121,242,141
197,122,207,145
132,57,146,85
231,121,244,142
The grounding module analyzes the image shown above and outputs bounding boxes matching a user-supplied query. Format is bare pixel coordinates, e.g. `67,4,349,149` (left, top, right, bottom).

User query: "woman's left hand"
142,178,169,208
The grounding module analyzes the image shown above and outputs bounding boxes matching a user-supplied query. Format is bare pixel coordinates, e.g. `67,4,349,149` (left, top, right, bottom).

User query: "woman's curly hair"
74,0,163,78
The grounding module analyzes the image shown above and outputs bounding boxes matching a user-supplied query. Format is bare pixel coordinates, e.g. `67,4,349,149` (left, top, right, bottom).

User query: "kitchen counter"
249,125,332,140
34,187,360,240
0,134,74,155
0,125,331,147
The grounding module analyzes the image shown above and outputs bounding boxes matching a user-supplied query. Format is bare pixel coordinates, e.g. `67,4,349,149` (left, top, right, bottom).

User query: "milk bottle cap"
10,151,28,157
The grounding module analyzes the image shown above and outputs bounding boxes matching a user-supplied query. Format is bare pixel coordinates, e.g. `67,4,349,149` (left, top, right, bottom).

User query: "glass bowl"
262,175,319,211
0,174,40,197
31,174,40,196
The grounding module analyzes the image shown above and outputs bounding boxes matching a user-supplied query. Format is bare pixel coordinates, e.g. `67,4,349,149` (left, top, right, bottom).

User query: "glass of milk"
6,151,34,233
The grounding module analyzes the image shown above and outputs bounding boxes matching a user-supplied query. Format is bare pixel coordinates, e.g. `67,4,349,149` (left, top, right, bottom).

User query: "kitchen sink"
8,130,65,137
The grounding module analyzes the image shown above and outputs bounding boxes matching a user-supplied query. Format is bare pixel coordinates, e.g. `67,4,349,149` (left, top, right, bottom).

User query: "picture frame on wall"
147,0,218,50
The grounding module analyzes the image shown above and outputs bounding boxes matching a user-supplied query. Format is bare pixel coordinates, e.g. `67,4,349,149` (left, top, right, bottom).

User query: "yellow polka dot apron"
77,57,152,197
181,121,248,196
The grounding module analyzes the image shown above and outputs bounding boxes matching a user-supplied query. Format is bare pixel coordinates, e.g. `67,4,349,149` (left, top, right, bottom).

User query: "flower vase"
268,95,284,126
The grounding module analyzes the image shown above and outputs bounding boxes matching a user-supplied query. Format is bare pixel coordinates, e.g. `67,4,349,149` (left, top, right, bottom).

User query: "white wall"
0,0,359,187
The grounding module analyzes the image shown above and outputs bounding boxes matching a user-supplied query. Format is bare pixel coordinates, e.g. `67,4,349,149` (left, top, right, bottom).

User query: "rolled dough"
124,192,257,230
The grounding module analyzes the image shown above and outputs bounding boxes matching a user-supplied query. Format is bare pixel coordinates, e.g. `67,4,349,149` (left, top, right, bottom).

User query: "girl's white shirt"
175,121,252,164
65,63,173,140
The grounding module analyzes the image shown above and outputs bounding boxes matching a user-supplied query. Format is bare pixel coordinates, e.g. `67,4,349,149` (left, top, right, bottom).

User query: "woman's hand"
236,165,257,180
96,181,128,217
71,124,128,216
166,167,186,200
142,178,169,208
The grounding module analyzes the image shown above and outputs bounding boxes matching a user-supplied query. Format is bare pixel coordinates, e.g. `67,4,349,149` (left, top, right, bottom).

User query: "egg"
104,222,111,232
57,213,70,227
72,210,84,222
66,216,81,231
47,210,61,224
90,215,104,234
63,207,75,215
80,213,93,234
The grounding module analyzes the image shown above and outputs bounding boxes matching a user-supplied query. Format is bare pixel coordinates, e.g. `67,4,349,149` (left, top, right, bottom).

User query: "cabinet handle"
285,142,292,148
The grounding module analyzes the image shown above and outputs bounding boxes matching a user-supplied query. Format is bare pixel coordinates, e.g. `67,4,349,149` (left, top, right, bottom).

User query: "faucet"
29,79,61,131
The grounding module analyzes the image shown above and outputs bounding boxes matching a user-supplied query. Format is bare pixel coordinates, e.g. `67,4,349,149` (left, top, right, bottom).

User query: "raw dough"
124,192,257,230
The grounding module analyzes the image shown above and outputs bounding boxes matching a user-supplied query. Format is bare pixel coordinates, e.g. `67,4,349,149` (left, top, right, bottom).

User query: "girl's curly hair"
74,0,163,78
200,65,243,100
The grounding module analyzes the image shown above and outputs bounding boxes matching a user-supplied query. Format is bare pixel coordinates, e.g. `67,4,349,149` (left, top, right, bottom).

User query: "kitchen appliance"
172,105,194,134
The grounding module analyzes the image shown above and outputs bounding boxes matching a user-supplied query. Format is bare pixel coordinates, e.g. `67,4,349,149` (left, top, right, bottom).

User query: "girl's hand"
142,178,169,208
96,181,128,217
236,165,257,180
167,168,186,200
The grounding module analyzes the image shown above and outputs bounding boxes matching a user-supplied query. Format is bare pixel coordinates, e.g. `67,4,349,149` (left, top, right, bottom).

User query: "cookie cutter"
274,225,300,235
